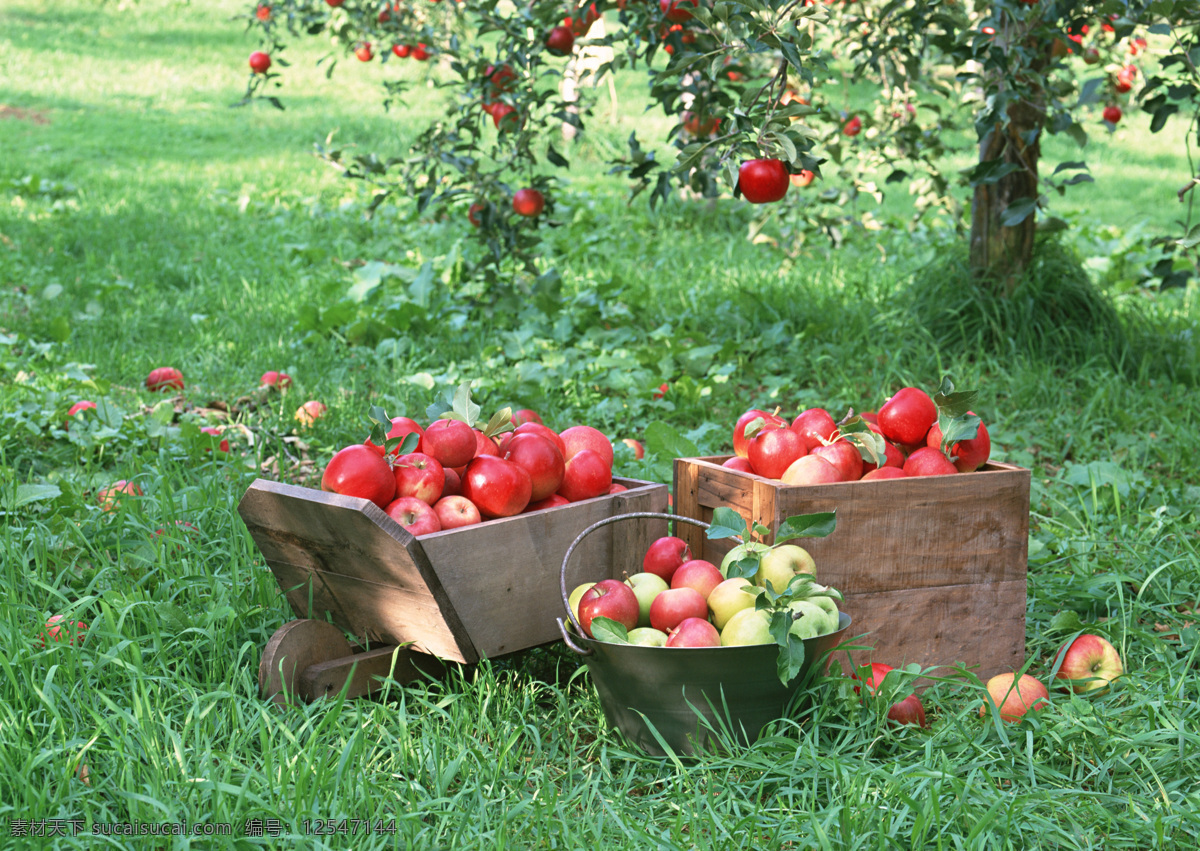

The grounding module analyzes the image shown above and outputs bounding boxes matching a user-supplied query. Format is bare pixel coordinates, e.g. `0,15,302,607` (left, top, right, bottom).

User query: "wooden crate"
239,477,669,665
673,457,1031,681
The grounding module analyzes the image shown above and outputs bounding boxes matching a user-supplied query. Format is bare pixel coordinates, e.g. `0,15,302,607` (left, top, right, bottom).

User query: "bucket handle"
557,512,719,655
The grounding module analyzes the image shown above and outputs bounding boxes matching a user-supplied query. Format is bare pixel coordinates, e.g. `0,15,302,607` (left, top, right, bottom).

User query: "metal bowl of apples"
558,512,852,757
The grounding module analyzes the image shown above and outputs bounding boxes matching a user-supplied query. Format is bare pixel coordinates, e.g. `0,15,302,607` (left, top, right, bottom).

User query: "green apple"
625,572,669,628
803,588,840,623
707,577,759,630
719,541,770,578
568,582,596,622
787,600,838,639
720,608,774,646
755,543,817,594
627,627,669,647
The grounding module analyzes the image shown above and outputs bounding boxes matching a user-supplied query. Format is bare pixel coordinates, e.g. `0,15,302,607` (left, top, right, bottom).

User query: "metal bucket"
558,512,852,757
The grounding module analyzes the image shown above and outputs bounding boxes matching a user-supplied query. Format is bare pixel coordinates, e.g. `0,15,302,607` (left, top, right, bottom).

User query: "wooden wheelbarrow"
237,478,668,704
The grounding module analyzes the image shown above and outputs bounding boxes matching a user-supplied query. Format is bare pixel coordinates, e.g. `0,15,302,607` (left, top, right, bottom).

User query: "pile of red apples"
728,384,991,484
320,410,622,535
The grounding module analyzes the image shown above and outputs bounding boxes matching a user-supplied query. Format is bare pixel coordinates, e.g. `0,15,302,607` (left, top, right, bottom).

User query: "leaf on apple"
384,432,420,456
769,610,806,685
481,406,515,438
938,412,982,456
740,415,767,441
426,381,482,426
589,617,630,645
706,506,750,541
934,376,979,418
775,511,837,542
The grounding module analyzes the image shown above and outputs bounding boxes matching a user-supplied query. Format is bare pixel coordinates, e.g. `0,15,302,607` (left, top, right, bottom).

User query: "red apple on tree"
249,51,271,74
738,158,790,204
512,188,545,217
322,444,397,508
433,495,482,529
354,43,373,62
1102,104,1122,125
661,0,699,24
577,579,640,637
843,115,862,136
544,25,575,56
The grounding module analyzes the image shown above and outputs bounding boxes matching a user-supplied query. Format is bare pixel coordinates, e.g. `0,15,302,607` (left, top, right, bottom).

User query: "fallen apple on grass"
145,367,184,392
980,672,1049,722
40,615,88,647
1053,633,1123,694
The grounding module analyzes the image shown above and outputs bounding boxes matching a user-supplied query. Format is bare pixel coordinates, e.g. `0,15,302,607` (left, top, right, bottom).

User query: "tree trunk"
968,98,1043,296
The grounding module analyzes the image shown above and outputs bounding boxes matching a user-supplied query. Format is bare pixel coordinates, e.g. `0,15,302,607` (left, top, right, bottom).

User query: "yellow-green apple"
902,446,958,477
811,438,863,481
788,600,838,638
887,694,927,727
643,535,691,583
670,559,723,599
384,496,442,536
294,400,326,426
790,408,838,452
628,627,669,647
979,673,1049,722
1053,634,1123,694
559,425,614,467
567,582,596,621
97,479,142,511
926,414,991,472
720,541,770,578
419,419,477,469
578,579,640,637
433,495,481,529
626,572,670,628
557,448,611,502
781,454,842,485
733,409,786,458
720,608,773,646
649,587,708,633
707,577,759,630
666,617,721,647
145,366,184,392
40,615,88,647
877,387,937,446
802,586,840,622
755,544,816,593
322,444,397,508
393,452,445,505
862,467,907,480
504,433,565,501
461,455,532,517
722,456,754,473
748,425,807,479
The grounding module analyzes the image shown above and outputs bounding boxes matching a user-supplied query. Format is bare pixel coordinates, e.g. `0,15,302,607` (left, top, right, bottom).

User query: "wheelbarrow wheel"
259,619,354,706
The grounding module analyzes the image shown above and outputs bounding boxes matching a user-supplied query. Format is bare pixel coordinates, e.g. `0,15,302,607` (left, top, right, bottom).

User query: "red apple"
748,426,807,479
97,480,142,512
392,452,445,505
65,400,97,428
578,579,640,637
780,454,842,485
861,467,907,480
738,158,790,204
722,456,755,473
526,493,570,511
433,495,482,529
557,448,611,502
512,187,545,217
145,367,184,392
643,535,692,583
199,426,230,453
411,43,429,61
249,51,271,74
790,408,838,452
295,400,326,426
354,43,373,62
877,387,937,446
366,416,425,457
461,455,532,517
514,422,566,456
649,587,709,633
559,425,614,466
384,496,442,536
902,446,958,477
1053,634,1124,694
790,169,815,188
861,427,905,474
40,615,88,647
980,673,1050,722
442,467,462,497
621,438,644,459
887,694,928,728
606,483,627,494
670,559,724,600
544,24,575,56
733,408,787,458
393,44,411,58
810,439,863,482
504,433,565,501
259,370,293,390
660,0,698,23
419,419,477,469
322,444,397,508
511,408,543,426
926,414,991,472
666,617,722,647
1103,104,1122,125
851,662,895,694
843,115,862,136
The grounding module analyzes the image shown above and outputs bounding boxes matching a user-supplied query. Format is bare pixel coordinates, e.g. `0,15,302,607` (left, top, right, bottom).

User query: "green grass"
3,0,1200,848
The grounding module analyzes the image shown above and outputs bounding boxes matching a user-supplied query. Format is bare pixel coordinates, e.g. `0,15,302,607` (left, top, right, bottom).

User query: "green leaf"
706,506,749,541
1048,611,1085,633
939,413,981,454
384,432,420,456
644,420,700,460
482,407,514,438
589,617,630,644
775,512,837,542
999,198,1037,227
933,377,978,417
8,483,62,509
768,611,806,685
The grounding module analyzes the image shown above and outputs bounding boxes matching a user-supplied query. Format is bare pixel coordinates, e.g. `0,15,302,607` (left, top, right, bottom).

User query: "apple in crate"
670,559,723,599
578,580,640,638
666,617,721,647
927,414,991,472
979,673,1049,722
393,453,445,504
748,425,806,479
560,425,614,466
504,433,565,501
878,387,937,446
461,455,533,518
732,409,786,458
557,449,611,502
1053,634,1123,694
755,544,816,593
626,572,669,628
322,444,397,509
513,422,566,456
810,439,863,482
419,419,477,469
433,496,481,529
385,496,441,535
903,446,958,477
642,536,691,583
707,577,758,630
781,454,842,486
649,587,708,633
791,408,837,452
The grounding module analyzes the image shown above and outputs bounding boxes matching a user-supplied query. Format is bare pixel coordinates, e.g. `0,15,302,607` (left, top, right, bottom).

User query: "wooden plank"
830,579,1027,683
612,482,671,577
299,646,446,701
417,480,669,658
238,479,476,662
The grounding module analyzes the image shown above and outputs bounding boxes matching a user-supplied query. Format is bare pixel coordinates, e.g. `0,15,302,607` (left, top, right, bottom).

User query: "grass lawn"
2,0,1199,848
